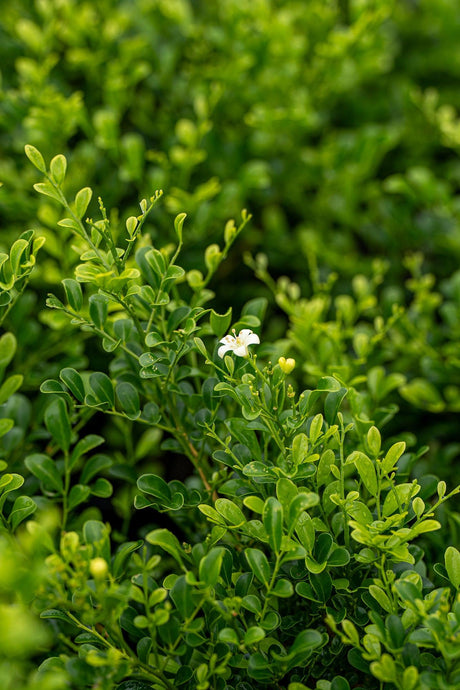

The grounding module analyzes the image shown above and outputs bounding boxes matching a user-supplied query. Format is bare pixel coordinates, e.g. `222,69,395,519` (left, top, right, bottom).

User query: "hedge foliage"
0,1,459,689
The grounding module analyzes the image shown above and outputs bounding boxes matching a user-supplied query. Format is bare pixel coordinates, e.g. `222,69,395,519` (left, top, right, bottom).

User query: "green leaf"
112,540,143,579
0,332,16,370
366,426,381,457
90,372,114,407
8,495,37,531
309,414,323,444
80,454,113,484
9,239,29,275
245,548,271,585
174,212,186,242
40,609,74,624
218,628,239,645
57,217,82,233
44,397,71,452
210,307,232,339
25,144,46,172
137,474,171,502
62,279,83,311
167,305,191,333
226,418,262,461
310,571,332,603
243,495,265,514
198,504,226,526
382,483,418,517
89,293,109,329
170,575,195,618
317,449,335,486
263,497,283,552
370,654,397,683
116,381,141,419
194,337,208,359
33,181,62,203
75,187,93,219
400,378,445,413
90,477,113,497
68,484,91,511
295,581,318,602
146,528,186,565
348,451,377,495
199,547,225,587
272,578,294,598
0,374,23,405
40,379,71,400
445,546,460,588
386,614,405,650
328,547,350,567
394,580,422,605
244,627,265,646
288,492,319,525
291,433,308,465
369,585,393,613
324,387,347,425
25,454,63,493
295,512,315,553
381,441,406,474
50,154,67,184
83,520,110,560
0,474,24,509
215,498,246,527
60,368,85,402
70,435,105,470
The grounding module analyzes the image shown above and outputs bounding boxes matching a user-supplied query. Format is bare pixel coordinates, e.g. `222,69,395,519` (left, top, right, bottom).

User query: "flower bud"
89,557,108,580
278,356,296,374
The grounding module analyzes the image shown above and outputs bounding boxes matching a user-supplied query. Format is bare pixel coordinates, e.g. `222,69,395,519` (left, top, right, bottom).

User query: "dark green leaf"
199,547,225,586
263,497,283,553
60,368,85,402
25,454,63,492
116,381,140,419
210,307,232,339
0,374,23,405
44,397,71,452
70,435,105,470
245,548,271,585
89,293,109,329
62,279,83,311
90,372,114,407
68,484,91,511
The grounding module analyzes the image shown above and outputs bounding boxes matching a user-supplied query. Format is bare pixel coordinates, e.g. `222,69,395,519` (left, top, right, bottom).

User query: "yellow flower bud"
278,357,296,374
89,557,108,580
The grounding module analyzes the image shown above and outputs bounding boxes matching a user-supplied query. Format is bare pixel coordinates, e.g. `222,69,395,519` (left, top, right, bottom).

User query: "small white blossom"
218,329,260,358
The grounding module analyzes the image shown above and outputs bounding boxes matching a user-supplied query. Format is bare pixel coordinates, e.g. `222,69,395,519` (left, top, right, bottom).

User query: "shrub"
0,148,458,689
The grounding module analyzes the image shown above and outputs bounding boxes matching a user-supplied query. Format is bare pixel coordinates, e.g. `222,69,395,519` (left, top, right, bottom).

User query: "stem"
47,175,110,270
259,551,283,622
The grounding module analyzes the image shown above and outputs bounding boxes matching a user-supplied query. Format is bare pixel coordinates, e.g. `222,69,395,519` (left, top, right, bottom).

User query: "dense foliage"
0,1,459,689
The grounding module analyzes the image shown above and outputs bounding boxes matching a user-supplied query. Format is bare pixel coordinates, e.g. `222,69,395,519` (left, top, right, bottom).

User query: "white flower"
218,329,260,358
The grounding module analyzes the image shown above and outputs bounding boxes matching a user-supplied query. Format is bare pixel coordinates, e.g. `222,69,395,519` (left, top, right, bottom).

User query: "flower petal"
244,332,260,346
233,344,249,357
218,344,233,358
219,335,236,346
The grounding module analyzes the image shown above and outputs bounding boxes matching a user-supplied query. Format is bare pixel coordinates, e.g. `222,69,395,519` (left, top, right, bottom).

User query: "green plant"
3,147,454,689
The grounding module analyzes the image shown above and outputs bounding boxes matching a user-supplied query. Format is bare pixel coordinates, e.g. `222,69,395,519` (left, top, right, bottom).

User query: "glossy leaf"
44,397,71,452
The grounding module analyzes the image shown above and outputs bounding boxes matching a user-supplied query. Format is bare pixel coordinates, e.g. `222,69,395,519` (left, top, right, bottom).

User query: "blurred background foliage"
1,0,460,471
